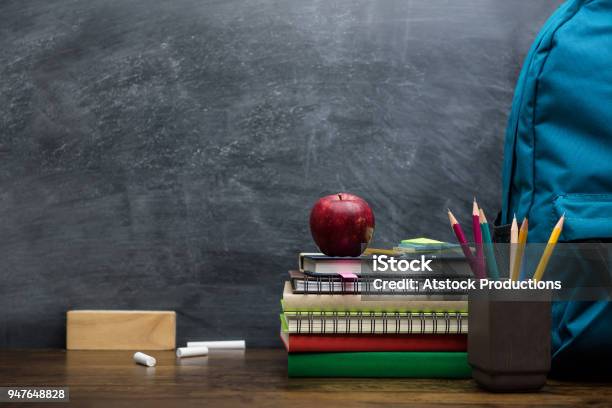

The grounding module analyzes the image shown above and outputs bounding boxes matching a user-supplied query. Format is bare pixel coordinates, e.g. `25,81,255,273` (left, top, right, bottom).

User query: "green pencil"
479,209,500,280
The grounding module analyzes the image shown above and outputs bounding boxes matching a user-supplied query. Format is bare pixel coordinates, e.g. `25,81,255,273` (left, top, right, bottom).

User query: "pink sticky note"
338,272,358,280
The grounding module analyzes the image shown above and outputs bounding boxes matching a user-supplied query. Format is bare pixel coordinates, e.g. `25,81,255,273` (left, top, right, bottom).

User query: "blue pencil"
479,209,500,280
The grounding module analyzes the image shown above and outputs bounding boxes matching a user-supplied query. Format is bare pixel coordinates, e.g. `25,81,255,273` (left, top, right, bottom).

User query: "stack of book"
280,243,473,378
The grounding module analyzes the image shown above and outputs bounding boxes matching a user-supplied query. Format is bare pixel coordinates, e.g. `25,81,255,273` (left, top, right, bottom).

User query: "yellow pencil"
509,215,518,280
532,215,565,282
511,218,528,281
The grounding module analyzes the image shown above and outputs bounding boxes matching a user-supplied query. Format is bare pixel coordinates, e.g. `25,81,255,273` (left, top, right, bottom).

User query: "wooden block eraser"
66,310,176,350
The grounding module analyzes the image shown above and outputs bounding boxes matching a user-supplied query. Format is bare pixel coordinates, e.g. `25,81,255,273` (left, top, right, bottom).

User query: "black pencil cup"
468,287,551,392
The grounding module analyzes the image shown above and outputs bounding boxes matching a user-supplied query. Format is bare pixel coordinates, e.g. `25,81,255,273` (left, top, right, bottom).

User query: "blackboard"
0,0,563,347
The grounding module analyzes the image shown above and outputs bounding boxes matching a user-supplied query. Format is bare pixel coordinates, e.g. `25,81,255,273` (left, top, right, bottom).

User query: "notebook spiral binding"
297,274,467,295
288,311,467,334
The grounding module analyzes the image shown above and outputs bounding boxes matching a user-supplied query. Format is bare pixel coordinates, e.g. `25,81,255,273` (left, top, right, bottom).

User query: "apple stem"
338,194,342,200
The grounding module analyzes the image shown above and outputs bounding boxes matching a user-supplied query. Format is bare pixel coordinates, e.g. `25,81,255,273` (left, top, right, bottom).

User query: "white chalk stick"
176,346,209,358
186,340,245,349
133,352,156,367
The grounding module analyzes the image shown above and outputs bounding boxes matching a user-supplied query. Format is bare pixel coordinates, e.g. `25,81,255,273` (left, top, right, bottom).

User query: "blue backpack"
501,0,612,378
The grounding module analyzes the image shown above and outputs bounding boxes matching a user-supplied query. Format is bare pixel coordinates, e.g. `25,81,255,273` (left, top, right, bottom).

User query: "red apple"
309,193,375,257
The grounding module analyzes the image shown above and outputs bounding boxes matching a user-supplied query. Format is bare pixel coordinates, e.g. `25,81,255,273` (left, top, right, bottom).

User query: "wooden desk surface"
0,349,610,407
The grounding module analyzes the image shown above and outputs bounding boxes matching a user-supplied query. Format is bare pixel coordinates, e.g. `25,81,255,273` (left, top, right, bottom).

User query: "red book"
280,331,467,353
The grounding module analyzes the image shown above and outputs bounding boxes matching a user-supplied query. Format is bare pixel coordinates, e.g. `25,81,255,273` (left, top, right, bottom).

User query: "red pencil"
472,198,486,279
448,209,477,276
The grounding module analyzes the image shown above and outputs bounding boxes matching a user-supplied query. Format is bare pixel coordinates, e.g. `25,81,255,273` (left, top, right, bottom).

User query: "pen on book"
472,198,486,278
532,214,564,282
509,215,518,281
479,208,500,280
447,209,478,277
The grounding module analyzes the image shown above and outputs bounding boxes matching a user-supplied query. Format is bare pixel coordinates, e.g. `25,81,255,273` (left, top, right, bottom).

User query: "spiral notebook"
298,251,470,276
289,270,470,295
280,311,468,334
280,331,467,352
281,282,468,311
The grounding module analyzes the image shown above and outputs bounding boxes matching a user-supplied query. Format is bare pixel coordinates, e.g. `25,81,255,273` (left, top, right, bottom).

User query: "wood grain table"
0,349,610,407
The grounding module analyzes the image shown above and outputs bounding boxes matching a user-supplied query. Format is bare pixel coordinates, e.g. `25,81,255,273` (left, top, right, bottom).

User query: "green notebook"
397,237,460,253
287,351,471,378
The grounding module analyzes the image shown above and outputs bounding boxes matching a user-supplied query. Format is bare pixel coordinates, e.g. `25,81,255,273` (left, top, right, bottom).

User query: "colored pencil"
509,215,518,281
448,209,478,277
532,215,564,282
511,218,528,281
479,209,500,280
472,199,486,278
